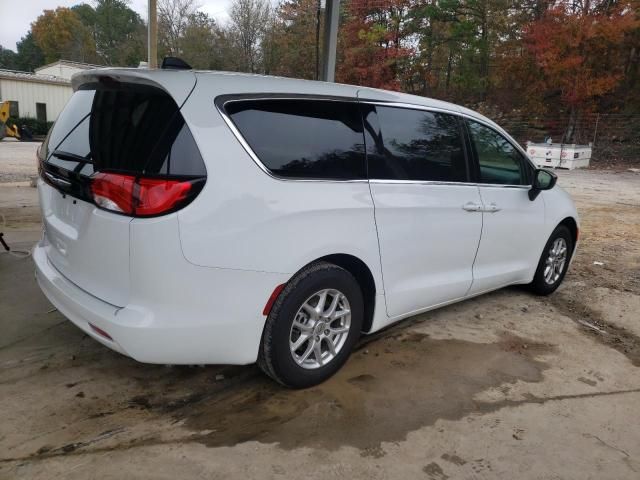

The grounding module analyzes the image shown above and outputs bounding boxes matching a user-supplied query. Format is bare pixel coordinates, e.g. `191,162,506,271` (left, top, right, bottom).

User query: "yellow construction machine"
0,100,22,141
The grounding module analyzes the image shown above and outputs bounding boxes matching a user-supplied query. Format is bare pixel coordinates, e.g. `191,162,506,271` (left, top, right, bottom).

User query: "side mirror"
529,168,557,201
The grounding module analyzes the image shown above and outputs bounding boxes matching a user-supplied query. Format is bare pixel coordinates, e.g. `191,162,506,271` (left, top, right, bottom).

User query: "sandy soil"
1,140,639,479
0,139,39,184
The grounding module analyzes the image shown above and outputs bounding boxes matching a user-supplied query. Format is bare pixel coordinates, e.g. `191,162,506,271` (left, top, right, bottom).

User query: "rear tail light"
91,172,203,217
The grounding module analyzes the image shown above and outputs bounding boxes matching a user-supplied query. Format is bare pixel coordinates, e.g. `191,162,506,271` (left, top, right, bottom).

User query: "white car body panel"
33,69,579,365
38,182,132,306
469,185,546,293
369,182,482,318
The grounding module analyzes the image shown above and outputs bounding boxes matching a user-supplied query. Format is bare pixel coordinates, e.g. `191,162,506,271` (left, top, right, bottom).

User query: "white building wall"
36,64,87,81
0,79,73,121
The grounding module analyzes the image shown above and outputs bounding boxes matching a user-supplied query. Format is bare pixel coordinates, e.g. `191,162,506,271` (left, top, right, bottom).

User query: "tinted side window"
225,99,366,180
368,106,467,182
467,120,527,185
44,89,95,166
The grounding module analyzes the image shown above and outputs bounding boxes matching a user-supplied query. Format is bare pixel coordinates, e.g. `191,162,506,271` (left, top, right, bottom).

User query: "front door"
362,103,483,319
464,119,546,294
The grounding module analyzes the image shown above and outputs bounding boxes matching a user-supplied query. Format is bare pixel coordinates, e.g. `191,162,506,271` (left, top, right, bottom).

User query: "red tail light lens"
92,173,136,214
91,172,200,217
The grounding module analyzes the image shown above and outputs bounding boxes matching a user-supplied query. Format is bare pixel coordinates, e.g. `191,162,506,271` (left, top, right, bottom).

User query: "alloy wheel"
544,237,567,285
289,289,352,369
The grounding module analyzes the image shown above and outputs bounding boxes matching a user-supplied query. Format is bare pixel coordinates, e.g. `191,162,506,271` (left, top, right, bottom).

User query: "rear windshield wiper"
51,150,93,164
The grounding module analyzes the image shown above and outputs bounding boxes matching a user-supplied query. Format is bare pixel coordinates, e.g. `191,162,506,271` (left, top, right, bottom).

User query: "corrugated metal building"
0,60,99,122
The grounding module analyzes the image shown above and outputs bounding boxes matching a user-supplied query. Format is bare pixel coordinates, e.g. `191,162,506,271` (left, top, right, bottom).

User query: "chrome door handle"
462,202,482,212
485,203,501,213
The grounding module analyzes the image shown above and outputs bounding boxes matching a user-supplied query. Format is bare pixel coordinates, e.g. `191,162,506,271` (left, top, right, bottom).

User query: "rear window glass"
44,84,205,178
224,99,366,180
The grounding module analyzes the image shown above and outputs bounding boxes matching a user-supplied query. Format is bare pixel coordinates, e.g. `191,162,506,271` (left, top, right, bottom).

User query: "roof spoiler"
70,68,197,106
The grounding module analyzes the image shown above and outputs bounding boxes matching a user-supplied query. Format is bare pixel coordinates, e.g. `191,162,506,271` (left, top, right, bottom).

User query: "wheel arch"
304,253,377,334
558,216,579,253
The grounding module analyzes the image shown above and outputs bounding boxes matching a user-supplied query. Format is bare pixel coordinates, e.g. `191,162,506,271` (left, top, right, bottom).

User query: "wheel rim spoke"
315,290,328,316
298,341,315,364
290,333,310,352
293,317,313,333
313,342,324,366
332,308,350,320
330,325,349,335
325,337,337,356
324,293,341,318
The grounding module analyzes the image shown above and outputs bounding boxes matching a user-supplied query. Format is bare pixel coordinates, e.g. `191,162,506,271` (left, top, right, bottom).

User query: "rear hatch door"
39,70,196,306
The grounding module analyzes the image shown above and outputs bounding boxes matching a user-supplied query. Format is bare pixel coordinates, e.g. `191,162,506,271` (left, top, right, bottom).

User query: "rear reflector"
89,323,113,341
263,284,286,316
91,172,197,217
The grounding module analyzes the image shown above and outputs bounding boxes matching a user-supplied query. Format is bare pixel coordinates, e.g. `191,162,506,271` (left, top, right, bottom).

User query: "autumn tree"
337,0,414,90
520,0,639,139
31,8,97,63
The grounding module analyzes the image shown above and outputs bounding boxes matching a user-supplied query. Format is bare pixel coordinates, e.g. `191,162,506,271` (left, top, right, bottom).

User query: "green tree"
267,0,321,79
15,33,45,71
73,1,145,66
180,12,219,69
0,46,18,70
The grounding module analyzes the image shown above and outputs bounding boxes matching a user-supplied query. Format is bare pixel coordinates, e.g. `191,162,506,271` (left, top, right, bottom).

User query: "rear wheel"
258,262,363,388
528,225,573,295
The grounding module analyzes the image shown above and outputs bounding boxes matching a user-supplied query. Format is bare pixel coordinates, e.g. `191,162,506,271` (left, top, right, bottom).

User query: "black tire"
258,261,363,388
528,225,573,295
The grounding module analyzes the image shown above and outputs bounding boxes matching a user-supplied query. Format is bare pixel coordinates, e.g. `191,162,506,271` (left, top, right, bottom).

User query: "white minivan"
34,68,579,387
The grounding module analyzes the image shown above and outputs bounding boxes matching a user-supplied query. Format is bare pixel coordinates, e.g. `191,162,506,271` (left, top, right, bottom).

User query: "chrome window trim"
368,179,530,189
215,93,535,187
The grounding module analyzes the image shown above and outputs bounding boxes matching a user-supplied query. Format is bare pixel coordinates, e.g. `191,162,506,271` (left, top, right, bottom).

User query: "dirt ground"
1,140,639,479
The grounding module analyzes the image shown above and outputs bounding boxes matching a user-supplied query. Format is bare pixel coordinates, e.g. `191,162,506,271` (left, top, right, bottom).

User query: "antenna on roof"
161,57,192,70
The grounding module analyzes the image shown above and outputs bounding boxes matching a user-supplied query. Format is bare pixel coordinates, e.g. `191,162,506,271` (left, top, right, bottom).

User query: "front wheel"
258,262,363,388
528,225,573,295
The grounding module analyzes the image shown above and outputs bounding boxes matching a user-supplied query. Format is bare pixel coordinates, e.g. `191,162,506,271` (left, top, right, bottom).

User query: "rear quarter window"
223,99,366,180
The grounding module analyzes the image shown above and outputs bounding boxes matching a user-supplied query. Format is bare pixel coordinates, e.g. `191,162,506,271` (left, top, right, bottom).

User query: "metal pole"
315,0,321,80
321,0,340,82
592,113,600,147
148,0,158,68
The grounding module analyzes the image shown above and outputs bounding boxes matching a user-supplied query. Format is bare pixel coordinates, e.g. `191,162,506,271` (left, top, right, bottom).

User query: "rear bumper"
34,243,129,356
33,240,290,365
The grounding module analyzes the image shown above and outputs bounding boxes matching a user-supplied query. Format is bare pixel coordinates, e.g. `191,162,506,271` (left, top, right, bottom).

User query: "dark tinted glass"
44,89,94,165
368,106,467,182
44,84,205,178
225,99,366,179
467,120,527,185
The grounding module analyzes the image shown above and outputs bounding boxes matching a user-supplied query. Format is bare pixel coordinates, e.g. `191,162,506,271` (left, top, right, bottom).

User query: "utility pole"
321,0,340,82
315,0,321,80
148,0,158,68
